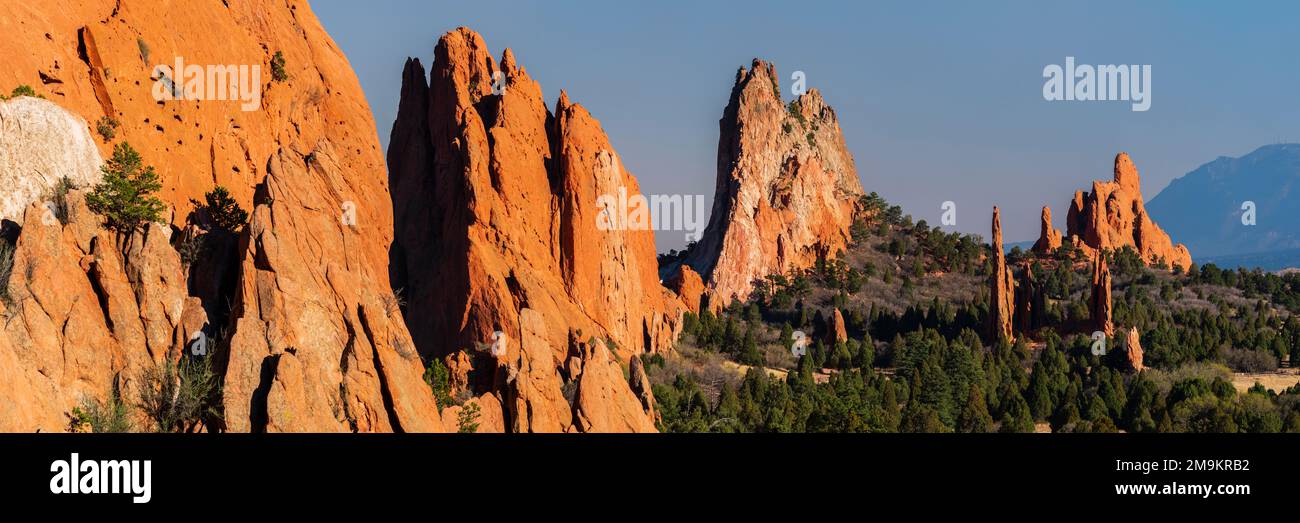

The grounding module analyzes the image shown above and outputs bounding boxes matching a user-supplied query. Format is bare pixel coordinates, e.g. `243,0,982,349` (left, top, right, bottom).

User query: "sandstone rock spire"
1125,327,1145,372
387,28,681,432
989,207,1015,342
826,308,849,345
1064,153,1192,271
1090,252,1114,337
682,59,864,308
1032,205,1063,254
666,265,706,314
1014,267,1047,335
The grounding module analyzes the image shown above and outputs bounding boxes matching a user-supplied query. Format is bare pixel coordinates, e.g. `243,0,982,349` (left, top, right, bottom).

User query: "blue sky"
316,0,1300,250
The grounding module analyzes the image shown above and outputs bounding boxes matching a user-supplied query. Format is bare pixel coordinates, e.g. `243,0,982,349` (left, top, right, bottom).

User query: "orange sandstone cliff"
386,28,679,432
1,8,671,433
0,0,441,432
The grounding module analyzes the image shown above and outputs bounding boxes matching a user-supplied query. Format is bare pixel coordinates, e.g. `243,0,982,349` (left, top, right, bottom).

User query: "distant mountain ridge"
1200,248,1300,273
1147,143,1300,259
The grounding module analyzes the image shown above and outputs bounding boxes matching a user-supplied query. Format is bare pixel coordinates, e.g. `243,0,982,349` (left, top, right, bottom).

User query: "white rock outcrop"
0,96,103,225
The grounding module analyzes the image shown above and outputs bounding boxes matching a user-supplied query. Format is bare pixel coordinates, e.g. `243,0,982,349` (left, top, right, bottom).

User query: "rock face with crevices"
0,97,103,226
682,59,864,308
221,145,443,433
0,1,443,432
0,190,203,431
387,28,675,432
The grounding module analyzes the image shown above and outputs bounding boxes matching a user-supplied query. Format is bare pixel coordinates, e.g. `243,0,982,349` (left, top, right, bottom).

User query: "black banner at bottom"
0,434,1286,513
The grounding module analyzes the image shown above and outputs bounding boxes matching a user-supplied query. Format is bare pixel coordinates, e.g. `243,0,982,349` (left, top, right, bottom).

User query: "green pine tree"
957,385,994,433
87,143,167,232
203,185,249,233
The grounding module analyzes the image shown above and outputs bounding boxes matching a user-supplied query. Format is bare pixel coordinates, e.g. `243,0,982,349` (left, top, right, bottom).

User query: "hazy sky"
316,0,1300,251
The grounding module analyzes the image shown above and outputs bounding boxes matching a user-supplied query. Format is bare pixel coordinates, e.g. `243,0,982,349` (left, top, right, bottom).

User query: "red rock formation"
666,265,705,314
684,60,864,307
495,308,573,433
629,355,658,424
826,308,849,344
441,394,506,433
1125,327,1145,372
0,1,443,432
223,146,442,433
1090,253,1114,336
444,351,475,400
0,1,394,243
1,193,203,431
1064,153,1192,271
989,207,1016,342
1014,268,1046,335
387,29,678,432
1032,206,1063,254
573,336,658,433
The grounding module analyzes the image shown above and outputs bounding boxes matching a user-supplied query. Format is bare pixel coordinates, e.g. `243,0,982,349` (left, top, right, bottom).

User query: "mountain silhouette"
1147,143,1300,260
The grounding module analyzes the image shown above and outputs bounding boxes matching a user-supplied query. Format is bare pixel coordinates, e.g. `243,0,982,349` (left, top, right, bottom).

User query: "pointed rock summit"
989,207,1016,342
1125,327,1145,372
1014,267,1047,335
1064,153,1192,271
1090,253,1114,336
1032,206,1063,254
387,28,681,432
682,59,864,307
826,308,848,344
